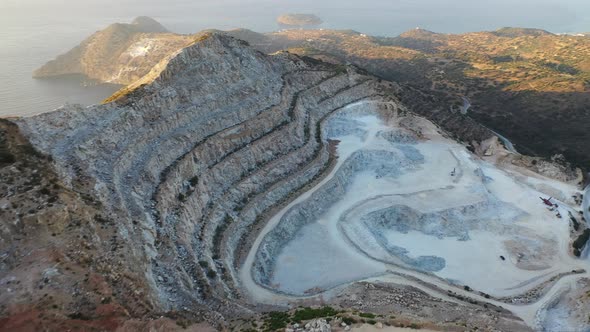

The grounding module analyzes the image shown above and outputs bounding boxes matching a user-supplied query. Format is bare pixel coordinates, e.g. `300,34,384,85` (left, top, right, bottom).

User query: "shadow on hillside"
331,53,590,170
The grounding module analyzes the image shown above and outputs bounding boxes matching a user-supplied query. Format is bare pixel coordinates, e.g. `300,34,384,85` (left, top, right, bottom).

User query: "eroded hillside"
0,119,185,331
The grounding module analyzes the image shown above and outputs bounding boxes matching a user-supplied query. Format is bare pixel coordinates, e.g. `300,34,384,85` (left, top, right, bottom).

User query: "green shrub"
359,312,376,319
264,311,290,331
0,151,15,164
206,269,217,279
292,306,338,322
176,319,189,329
342,316,357,325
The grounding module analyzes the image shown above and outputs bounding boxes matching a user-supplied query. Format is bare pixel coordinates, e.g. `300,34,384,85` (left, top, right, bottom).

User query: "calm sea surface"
1,0,588,117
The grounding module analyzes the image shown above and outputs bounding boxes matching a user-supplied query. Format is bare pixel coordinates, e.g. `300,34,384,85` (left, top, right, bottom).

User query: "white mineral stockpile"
240,101,589,329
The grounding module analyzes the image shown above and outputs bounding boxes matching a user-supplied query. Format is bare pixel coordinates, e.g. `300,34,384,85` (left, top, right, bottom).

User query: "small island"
277,14,323,29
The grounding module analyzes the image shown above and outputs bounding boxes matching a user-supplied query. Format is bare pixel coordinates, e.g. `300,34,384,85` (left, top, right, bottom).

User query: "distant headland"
277,14,323,28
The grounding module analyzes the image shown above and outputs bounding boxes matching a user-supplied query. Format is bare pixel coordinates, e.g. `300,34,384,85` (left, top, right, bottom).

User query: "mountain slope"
492,27,554,37
0,118,170,331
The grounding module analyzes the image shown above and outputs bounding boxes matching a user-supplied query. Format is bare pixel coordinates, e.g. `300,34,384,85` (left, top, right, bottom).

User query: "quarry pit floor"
239,101,590,330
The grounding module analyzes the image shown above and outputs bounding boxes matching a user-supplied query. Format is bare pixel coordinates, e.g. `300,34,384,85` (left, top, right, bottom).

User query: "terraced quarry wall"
16,34,402,317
